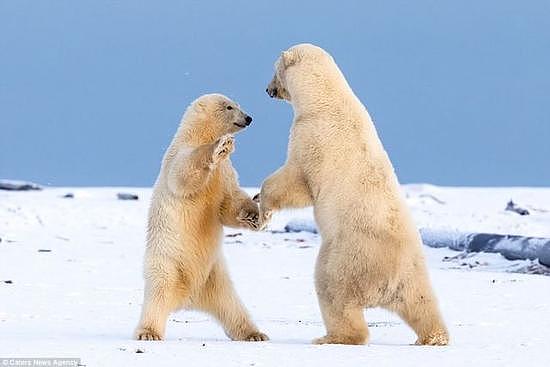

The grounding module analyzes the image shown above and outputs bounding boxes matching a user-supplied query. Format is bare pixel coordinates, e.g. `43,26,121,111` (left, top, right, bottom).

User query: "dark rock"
3,280,13,284
538,243,550,268
505,200,530,215
225,233,242,238
62,193,74,199
38,249,52,253
0,179,42,191
117,193,139,201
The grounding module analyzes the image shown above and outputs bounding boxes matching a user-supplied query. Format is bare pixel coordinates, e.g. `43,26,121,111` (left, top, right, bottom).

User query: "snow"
1,185,549,366
404,184,550,238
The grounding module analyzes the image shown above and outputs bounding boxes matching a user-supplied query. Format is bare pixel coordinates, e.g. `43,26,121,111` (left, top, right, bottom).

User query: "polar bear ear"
281,50,298,69
194,100,207,112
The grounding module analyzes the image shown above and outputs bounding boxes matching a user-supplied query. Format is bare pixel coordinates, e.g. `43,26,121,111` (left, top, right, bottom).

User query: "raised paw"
244,331,269,342
258,208,273,230
254,193,272,230
135,327,164,341
238,208,260,230
212,134,235,164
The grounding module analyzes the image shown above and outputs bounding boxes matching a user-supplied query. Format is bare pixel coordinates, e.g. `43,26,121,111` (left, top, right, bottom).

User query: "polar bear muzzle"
234,115,252,128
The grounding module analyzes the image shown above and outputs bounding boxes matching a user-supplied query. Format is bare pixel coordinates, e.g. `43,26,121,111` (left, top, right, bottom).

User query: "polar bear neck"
178,125,220,147
287,61,375,131
286,59,390,165
287,61,358,117
173,112,222,148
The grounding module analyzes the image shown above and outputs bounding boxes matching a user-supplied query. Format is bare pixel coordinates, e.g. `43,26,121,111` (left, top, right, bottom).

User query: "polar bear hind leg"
388,279,449,346
313,299,369,345
194,259,268,342
135,274,188,341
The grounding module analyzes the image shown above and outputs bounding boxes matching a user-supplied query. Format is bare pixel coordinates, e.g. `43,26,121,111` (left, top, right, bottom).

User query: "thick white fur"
135,94,267,342
260,44,449,345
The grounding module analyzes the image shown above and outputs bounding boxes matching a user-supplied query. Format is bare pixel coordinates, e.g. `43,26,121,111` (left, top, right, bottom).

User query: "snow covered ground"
1,185,549,366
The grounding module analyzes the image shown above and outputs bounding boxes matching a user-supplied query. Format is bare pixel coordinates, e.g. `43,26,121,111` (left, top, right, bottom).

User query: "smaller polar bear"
135,94,268,342
259,44,449,345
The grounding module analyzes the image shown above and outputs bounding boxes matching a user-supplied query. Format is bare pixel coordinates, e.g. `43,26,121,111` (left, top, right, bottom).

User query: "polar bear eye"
226,106,233,110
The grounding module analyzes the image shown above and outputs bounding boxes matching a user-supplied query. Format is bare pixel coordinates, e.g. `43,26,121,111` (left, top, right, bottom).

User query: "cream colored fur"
135,94,267,342
260,44,449,345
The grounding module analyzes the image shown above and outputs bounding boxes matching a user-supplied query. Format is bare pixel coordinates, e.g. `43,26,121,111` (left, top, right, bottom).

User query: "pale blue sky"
1,0,549,187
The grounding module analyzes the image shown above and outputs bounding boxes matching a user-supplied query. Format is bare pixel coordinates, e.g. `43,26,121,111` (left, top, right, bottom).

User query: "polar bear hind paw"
244,331,269,342
135,327,164,341
415,330,449,346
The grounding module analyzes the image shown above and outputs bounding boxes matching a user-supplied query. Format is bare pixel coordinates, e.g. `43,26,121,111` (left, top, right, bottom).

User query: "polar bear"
258,44,449,345
135,94,268,342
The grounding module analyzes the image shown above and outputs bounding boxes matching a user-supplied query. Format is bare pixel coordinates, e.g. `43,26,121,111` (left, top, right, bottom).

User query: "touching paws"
237,202,260,230
258,208,273,230
252,193,261,203
252,193,272,230
212,134,235,164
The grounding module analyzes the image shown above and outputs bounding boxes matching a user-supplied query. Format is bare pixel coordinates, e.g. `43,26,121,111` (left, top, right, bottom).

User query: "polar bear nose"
245,115,253,125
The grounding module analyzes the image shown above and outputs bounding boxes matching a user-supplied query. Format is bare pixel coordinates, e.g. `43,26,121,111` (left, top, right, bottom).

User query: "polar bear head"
266,44,333,102
186,94,253,139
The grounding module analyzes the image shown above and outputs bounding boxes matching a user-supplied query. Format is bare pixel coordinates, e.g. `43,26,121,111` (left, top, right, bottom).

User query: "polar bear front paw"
238,208,260,230
258,208,273,230
212,134,235,164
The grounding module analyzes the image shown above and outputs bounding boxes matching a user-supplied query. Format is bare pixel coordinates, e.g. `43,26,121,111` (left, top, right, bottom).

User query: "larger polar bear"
135,94,268,342
259,44,449,345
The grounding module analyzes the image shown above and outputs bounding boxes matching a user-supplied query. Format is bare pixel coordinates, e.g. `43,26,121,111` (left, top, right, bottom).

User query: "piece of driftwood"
0,180,42,191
